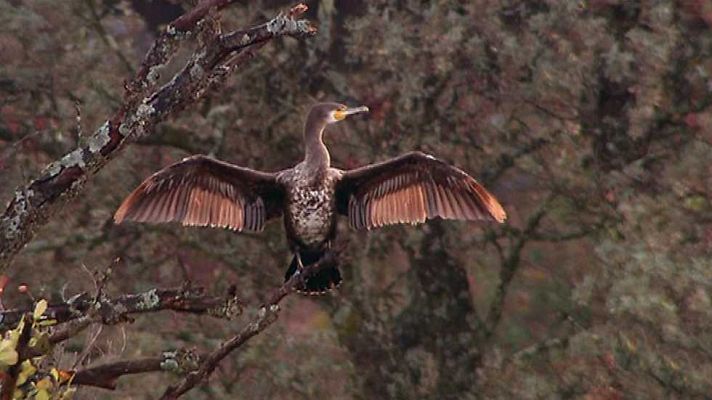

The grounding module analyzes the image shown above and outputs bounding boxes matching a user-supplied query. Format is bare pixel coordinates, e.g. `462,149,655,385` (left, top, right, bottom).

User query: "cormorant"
114,103,506,294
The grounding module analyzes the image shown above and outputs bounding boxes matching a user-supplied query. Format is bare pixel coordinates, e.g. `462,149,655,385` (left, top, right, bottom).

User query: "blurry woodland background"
1,0,711,399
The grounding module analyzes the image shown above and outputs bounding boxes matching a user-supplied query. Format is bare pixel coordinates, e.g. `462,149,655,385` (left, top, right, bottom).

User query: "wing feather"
115,155,285,232
335,151,506,230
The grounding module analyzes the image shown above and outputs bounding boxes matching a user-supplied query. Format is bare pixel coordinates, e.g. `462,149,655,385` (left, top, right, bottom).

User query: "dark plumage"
114,102,506,294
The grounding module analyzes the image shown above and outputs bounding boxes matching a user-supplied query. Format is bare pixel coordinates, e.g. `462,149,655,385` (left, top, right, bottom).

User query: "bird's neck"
304,119,330,174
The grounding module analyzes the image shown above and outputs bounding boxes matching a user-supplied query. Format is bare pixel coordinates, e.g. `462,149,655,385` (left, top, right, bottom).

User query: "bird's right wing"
335,151,506,230
114,155,285,232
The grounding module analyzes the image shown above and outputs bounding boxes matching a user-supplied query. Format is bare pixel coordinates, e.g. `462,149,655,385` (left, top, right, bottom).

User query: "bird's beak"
344,106,369,116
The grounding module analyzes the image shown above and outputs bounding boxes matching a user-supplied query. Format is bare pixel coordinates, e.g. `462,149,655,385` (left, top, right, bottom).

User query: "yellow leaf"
8,318,25,348
61,388,76,400
35,377,52,391
0,339,19,368
16,360,36,386
667,358,680,370
50,368,73,384
34,389,50,400
59,387,76,400
33,300,48,321
624,337,637,352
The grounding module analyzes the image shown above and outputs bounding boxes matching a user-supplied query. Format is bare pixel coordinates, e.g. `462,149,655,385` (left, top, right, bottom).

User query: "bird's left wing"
114,155,285,232
335,151,506,230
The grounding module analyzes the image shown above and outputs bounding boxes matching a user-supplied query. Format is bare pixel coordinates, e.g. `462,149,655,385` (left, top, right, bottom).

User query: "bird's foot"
294,253,307,290
296,253,305,271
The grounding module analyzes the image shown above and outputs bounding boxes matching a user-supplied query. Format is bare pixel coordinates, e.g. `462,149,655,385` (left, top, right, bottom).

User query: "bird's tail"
284,249,342,295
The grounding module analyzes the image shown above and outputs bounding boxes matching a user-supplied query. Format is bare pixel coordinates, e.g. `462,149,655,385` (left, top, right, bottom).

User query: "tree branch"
481,136,550,186
0,284,242,333
484,199,550,336
71,349,200,390
0,2,316,272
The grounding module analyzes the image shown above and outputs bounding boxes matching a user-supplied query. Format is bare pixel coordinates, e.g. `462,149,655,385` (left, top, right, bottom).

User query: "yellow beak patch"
333,110,346,121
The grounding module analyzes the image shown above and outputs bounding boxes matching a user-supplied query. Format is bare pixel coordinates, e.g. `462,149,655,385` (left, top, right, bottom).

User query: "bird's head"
310,102,369,125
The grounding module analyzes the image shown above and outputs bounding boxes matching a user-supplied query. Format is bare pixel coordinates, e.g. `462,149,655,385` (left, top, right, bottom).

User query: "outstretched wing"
114,155,285,232
335,151,506,230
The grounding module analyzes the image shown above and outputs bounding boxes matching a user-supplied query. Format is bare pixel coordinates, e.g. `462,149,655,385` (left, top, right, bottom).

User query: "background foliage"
1,0,711,398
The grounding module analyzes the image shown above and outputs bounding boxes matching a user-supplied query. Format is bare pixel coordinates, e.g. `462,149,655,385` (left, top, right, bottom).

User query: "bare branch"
0,3,316,272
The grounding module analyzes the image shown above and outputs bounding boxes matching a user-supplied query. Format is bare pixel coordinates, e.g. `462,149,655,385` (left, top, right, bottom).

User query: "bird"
114,102,507,294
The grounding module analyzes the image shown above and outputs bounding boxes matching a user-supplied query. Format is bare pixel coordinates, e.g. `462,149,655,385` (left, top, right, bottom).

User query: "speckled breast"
288,183,336,245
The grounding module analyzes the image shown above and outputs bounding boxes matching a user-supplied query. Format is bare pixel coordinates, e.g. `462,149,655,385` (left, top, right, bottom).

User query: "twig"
72,324,103,370
83,0,135,75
